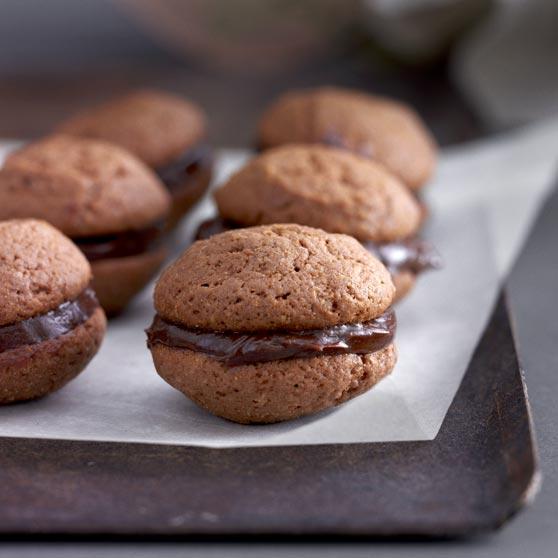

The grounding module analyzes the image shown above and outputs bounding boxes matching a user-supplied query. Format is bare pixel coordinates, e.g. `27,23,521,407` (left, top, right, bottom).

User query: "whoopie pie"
147,224,397,424
0,135,171,315
0,219,106,404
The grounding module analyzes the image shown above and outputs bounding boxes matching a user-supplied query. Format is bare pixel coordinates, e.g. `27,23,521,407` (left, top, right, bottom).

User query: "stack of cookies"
0,85,440,426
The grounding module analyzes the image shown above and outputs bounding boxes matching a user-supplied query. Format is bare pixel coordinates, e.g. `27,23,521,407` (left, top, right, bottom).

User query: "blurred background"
0,0,556,147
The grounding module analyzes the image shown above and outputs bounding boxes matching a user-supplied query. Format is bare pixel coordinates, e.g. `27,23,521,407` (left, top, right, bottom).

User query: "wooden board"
0,292,537,539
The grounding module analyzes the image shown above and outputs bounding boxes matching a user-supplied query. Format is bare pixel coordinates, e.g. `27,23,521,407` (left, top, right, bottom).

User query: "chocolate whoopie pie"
57,89,212,227
258,86,437,191
147,224,397,424
0,135,171,316
0,219,106,404
197,145,440,301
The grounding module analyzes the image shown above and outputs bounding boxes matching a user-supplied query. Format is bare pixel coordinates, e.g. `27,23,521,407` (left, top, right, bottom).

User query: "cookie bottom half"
166,163,212,230
0,307,106,404
151,343,397,424
91,247,167,316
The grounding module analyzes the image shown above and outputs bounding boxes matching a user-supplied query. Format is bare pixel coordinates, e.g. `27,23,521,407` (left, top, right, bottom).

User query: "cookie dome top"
258,87,437,190
0,135,171,237
57,89,207,168
215,144,422,242
154,224,394,331
0,219,91,326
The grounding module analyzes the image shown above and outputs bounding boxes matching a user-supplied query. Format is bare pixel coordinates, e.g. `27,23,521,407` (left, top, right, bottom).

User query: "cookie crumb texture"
152,342,396,424
215,144,422,242
0,135,170,237
155,224,395,331
0,219,91,326
259,87,437,190
0,307,106,404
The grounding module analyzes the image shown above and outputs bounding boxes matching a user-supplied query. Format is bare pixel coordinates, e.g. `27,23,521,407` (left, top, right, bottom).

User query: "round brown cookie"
148,224,397,424
57,89,212,225
155,224,394,331
0,219,106,404
215,144,422,243
0,135,171,315
57,89,206,168
0,135,169,236
258,87,437,190
152,343,396,424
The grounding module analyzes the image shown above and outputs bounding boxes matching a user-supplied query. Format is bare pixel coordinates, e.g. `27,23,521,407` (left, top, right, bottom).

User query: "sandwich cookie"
57,89,212,227
0,135,171,315
197,145,441,301
258,86,437,191
0,219,106,404
147,224,397,424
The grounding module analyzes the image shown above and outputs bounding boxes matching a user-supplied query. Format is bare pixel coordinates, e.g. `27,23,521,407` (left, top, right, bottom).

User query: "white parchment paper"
0,119,557,447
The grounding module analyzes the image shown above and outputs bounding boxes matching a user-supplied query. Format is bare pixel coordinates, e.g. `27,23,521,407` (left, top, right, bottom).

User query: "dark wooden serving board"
0,290,538,539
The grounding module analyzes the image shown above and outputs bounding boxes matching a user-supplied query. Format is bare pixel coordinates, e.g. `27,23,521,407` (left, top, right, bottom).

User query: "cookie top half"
215,145,422,242
154,224,394,332
0,135,171,237
57,89,207,168
0,219,91,326
258,87,437,190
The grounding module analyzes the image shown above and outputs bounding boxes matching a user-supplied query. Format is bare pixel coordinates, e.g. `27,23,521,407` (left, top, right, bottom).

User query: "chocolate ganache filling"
75,221,165,262
156,143,212,195
0,288,99,353
146,308,396,367
195,216,441,275
195,216,239,241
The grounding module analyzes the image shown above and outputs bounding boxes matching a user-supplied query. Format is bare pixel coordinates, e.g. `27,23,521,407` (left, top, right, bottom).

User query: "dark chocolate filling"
146,308,395,367
195,216,238,241
74,221,165,262
0,288,99,353
156,143,212,195
195,216,441,275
